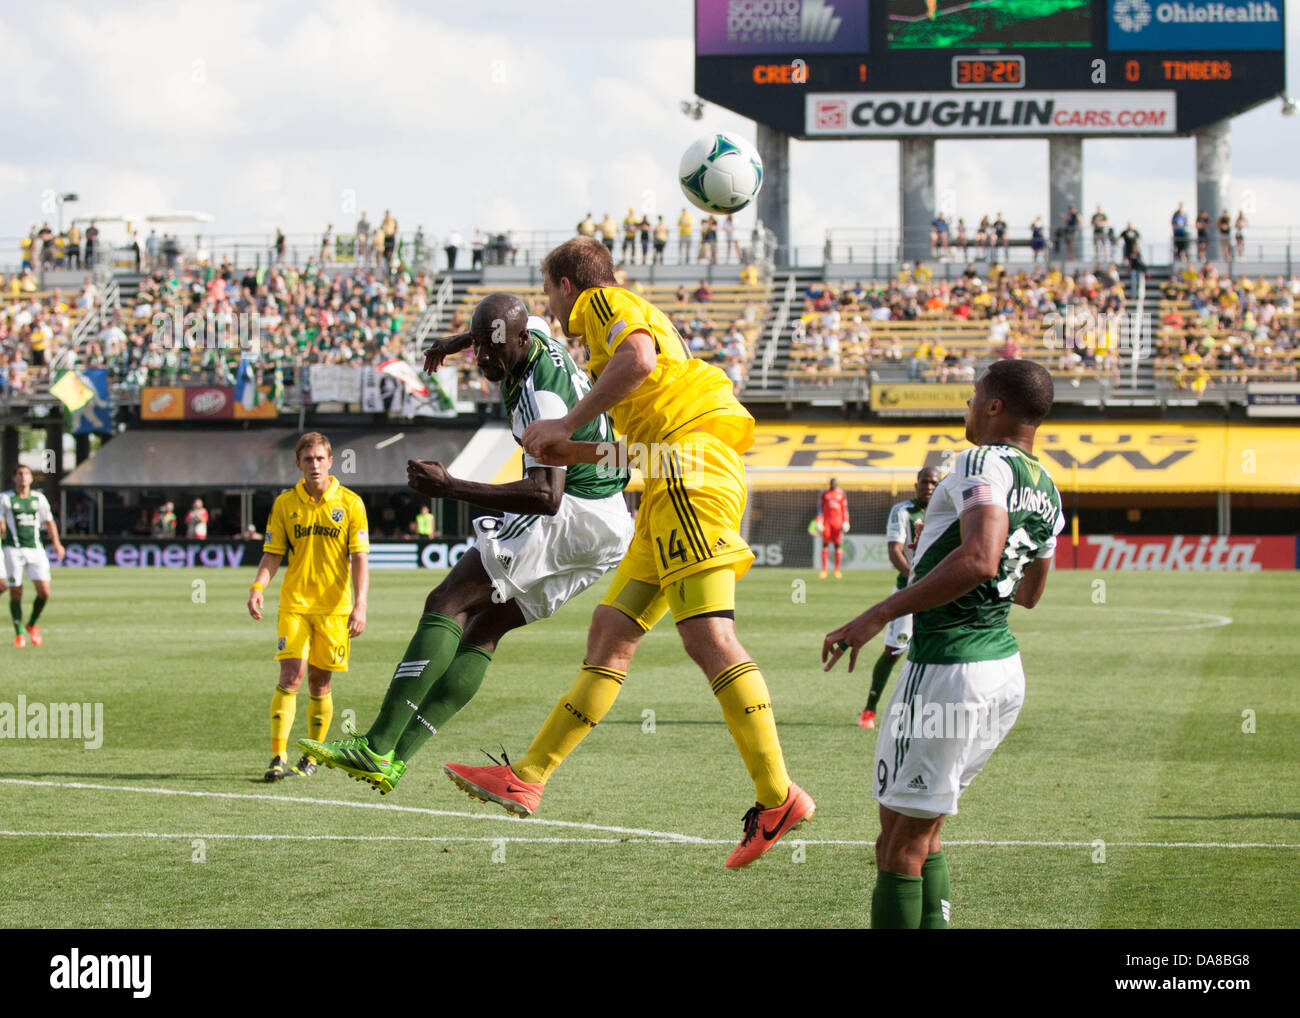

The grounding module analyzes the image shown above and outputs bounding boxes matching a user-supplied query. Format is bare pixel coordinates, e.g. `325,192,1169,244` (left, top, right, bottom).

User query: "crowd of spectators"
0,258,441,396
1154,265,1298,393
577,208,749,265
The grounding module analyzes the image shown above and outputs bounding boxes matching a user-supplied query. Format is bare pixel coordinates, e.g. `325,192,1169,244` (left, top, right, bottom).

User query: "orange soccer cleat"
25,624,42,647
13,632,25,649
834,569,843,579
725,782,815,869
858,709,876,729
818,569,828,579
444,754,544,817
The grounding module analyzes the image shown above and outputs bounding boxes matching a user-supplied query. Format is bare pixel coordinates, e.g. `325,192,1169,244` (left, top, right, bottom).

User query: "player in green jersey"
299,293,632,793
823,359,1063,929
1,465,65,648
859,466,942,729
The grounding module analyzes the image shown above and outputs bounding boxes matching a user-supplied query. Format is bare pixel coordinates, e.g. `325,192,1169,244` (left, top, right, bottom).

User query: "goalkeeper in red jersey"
818,478,850,578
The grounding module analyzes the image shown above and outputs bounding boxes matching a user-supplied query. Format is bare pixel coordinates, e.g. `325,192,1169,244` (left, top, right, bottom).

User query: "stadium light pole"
56,193,79,233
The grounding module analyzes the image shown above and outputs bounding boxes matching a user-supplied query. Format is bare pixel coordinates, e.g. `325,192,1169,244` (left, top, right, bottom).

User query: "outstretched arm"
822,505,1009,672
522,331,656,459
407,461,565,517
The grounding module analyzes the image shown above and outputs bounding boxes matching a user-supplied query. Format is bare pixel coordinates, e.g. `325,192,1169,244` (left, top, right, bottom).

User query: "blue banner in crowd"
68,368,113,435
1108,0,1284,51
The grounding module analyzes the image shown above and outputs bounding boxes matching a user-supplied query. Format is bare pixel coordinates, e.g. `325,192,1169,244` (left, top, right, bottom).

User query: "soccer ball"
678,132,764,215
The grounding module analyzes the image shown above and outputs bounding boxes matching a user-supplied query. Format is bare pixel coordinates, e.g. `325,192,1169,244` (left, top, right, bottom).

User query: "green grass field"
0,568,1296,928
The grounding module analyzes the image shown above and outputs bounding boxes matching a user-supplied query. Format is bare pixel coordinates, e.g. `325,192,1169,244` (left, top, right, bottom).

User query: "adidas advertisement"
1108,0,1283,50
694,0,870,55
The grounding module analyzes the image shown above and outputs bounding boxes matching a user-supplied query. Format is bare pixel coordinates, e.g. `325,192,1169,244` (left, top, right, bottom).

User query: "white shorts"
473,492,633,623
873,654,1025,819
4,546,51,585
883,613,913,651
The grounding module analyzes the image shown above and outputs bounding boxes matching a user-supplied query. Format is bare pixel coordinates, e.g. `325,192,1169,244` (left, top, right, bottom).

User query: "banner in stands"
870,382,971,414
52,539,477,569
1054,535,1294,571
806,91,1177,136
1246,382,1300,418
141,385,278,421
743,423,1300,492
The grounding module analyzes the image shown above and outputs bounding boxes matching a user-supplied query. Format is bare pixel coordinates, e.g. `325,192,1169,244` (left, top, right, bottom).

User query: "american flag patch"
961,482,995,507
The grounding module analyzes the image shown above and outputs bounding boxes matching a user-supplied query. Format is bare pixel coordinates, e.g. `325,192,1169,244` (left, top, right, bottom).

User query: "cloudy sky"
4,0,1299,260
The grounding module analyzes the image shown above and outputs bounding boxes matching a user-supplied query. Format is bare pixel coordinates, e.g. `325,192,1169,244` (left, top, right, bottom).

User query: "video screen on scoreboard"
887,0,1092,49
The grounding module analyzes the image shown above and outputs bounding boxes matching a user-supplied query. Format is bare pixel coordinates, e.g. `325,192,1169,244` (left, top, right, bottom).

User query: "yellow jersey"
569,286,754,454
263,477,369,615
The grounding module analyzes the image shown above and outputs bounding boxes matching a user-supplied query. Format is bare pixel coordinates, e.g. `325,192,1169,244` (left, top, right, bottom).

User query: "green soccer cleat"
264,756,302,782
297,735,405,794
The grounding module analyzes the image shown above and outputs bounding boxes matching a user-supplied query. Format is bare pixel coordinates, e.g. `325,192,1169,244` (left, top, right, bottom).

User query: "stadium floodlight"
680,98,705,121
56,192,79,231
1282,97,1298,117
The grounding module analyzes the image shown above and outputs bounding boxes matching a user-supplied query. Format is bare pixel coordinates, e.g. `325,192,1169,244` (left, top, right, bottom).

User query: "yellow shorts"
276,612,350,672
621,432,754,587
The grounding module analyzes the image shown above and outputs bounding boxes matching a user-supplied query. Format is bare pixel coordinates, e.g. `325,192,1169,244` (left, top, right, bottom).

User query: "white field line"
0,830,1296,850
1017,607,1233,637
0,778,707,843
1,780,1297,850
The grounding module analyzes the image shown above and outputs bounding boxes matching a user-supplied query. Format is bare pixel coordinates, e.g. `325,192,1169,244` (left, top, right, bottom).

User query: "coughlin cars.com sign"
807,90,1177,136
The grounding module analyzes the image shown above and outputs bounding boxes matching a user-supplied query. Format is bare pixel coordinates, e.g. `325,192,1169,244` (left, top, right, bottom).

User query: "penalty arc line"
0,778,709,844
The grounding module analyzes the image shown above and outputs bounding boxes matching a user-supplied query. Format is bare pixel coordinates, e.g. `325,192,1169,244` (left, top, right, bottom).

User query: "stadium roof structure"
63,427,478,490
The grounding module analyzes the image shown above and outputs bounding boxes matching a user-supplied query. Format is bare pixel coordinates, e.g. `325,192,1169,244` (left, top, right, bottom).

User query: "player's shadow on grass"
1151,812,1300,821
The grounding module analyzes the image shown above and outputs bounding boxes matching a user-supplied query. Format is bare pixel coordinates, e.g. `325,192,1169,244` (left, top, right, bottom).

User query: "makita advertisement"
806,91,1177,136
695,0,870,55
1057,535,1294,571
1108,0,1283,51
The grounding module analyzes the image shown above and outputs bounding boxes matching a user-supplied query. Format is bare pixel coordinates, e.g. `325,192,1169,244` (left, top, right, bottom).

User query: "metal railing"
760,273,797,390
412,275,455,352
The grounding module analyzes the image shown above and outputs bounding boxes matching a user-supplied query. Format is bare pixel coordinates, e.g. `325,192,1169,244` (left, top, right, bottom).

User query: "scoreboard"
694,0,1286,137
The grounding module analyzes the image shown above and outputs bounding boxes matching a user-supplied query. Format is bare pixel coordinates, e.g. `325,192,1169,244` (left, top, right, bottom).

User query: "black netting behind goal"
741,486,909,566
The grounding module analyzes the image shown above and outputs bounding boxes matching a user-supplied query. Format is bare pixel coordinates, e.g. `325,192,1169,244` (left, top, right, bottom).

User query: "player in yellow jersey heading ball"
247,433,370,781
444,238,813,867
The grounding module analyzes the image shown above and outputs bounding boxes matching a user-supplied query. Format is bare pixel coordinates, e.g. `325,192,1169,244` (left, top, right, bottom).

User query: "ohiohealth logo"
1113,0,1153,31
727,0,844,45
1115,0,1281,31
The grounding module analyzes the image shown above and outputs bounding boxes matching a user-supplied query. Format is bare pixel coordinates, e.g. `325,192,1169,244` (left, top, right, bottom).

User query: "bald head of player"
964,359,1054,448
468,292,531,383
914,467,941,507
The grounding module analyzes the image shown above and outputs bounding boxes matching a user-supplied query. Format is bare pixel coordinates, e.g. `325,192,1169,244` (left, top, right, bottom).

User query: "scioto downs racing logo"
816,99,846,130
1113,0,1153,32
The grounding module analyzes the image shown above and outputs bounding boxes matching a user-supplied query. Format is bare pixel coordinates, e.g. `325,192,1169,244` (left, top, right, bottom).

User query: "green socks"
866,652,900,713
870,852,951,929
920,851,951,929
364,613,464,754
871,870,923,929
9,600,21,635
395,645,493,761
28,597,46,627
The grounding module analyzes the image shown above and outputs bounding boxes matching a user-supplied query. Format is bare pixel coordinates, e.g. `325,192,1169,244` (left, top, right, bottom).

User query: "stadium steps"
742,268,825,400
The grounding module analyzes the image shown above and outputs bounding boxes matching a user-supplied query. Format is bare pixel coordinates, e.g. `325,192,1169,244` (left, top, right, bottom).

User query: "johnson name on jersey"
908,445,1064,664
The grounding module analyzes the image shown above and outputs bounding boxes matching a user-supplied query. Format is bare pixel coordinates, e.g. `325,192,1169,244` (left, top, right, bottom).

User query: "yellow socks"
515,664,626,784
308,692,333,745
711,662,791,809
270,687,297,758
